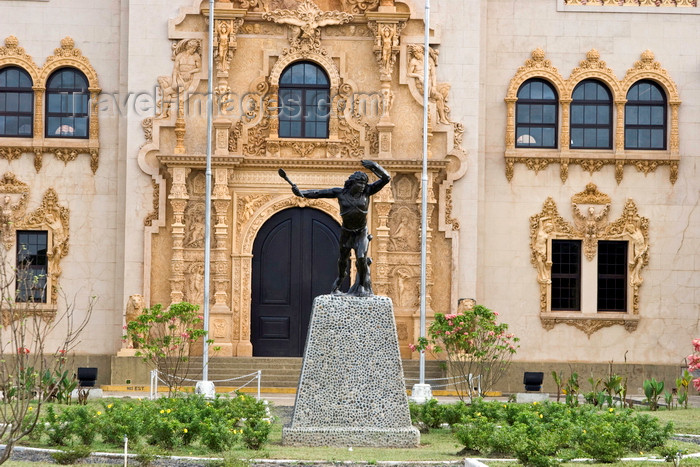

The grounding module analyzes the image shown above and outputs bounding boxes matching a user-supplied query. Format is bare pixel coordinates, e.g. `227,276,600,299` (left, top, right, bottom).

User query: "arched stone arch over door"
251,207,347,357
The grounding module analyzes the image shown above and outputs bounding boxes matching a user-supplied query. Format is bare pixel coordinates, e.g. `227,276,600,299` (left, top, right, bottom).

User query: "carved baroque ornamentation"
144,179,161,227
16,188,70,305
530,186,648,334
262,0,353,56
505,49,680,184
0,36,101,173
0,172,30,250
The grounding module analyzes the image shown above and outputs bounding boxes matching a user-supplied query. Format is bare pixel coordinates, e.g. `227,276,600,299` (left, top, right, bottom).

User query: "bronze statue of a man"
289,160,391,297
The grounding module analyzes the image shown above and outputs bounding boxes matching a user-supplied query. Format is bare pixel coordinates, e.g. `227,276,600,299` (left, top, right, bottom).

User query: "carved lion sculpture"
124,294,146,348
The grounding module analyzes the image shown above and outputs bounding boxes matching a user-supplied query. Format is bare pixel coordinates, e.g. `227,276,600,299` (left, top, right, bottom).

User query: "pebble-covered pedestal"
282,294,420,447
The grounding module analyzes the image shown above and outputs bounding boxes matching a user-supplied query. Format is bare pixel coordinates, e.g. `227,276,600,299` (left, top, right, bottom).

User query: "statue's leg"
331,247,351,294
353,233,372,296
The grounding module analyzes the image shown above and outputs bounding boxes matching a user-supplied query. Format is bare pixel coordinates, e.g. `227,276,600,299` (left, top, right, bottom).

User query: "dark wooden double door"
251,208,345,357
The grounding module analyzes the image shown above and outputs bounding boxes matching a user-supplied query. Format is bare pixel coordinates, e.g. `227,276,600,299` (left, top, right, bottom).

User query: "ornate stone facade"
137,0,467,357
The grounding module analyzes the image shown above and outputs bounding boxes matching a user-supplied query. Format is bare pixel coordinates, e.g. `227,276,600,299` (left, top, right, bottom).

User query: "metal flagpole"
411,0,432,404
196,0,215,398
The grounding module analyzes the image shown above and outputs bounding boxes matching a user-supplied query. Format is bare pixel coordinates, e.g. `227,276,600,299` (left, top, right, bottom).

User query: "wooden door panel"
252,208,341,357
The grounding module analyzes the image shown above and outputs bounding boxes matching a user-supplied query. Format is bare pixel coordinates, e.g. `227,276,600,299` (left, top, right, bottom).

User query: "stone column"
372,184,394,296
211,167,233,355
168,167,190,304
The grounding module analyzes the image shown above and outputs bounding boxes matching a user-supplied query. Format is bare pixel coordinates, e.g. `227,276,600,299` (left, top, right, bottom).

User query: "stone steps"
175,357,447,389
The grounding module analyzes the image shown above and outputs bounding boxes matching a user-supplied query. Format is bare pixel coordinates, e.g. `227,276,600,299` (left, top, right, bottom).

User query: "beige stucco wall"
0,0,125,354
478,0,699,365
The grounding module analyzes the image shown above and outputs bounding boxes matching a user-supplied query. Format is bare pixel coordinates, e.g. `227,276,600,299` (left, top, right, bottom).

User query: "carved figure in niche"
533,217,554,284
124,294,146,348
407,45,451,124
215,21,233,72
184,202,206,248
379,24,397,76
157,39,202,116
394,266,414,307
285,160,391,296
389,210,414,251
186,263,205,305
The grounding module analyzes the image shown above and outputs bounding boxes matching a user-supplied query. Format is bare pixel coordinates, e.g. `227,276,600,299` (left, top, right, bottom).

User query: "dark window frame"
278,61,330,139
16,230,48,304
624,80,667,150
515,78,559,149
597,240,628,312
570,79,613,150
45,68,90,139
0,66,34,138
551,239,582,311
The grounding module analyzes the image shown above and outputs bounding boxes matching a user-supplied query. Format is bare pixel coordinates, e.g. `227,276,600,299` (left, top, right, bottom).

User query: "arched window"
515,78,558,148
0,66,33,137
625,80,666,150
45,68,89,138
278,62,330,139
570,79,612,149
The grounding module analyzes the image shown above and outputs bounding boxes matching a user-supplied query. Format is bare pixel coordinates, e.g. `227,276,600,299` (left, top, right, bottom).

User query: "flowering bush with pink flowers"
124,301,212,396
411,304,519,401
689,338,700,393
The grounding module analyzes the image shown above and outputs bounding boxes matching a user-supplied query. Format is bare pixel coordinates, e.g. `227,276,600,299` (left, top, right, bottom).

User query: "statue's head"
345,171,368,193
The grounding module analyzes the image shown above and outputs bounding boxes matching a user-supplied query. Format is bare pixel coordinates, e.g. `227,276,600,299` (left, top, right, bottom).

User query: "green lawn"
642,407,700,434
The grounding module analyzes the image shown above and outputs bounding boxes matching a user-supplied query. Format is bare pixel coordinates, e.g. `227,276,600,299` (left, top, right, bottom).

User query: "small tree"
0,255,94,464
411,303,519,401
124,301,212,396
688,338,700,394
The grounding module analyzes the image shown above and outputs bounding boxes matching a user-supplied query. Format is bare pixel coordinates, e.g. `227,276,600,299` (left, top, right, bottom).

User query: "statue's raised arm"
361,160,391,196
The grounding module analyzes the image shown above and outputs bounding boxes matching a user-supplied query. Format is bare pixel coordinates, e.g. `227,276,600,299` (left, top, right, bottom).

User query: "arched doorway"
251,207,345,357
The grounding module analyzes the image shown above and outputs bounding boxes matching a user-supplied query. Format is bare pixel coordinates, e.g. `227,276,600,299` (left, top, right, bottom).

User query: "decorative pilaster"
168,167,190,304
414,171,436,314
669,101,680,155
174,95,186,154
32,86,45,143
210,167,232,355
372,183,394,296
505,98,517,150
614,100,626,155
560,98,571,152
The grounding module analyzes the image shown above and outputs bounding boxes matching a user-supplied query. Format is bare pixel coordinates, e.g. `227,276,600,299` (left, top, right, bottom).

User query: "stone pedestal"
282,294,419,447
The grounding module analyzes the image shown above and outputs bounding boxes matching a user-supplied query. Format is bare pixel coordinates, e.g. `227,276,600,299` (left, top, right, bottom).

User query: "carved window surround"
530,184,648,336
505,49,680,184
0,173,70,322
0,36,101,173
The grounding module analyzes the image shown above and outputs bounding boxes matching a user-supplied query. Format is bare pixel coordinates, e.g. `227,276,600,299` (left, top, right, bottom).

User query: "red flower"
17,347,30,354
